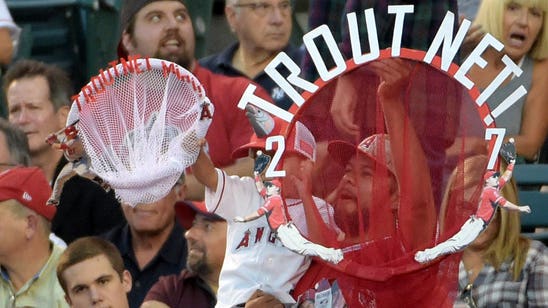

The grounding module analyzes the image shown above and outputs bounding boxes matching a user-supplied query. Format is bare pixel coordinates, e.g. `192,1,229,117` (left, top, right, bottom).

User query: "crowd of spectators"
0,0,546,307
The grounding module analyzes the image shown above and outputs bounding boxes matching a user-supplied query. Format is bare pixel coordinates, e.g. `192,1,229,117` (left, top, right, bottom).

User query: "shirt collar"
119,221,186,265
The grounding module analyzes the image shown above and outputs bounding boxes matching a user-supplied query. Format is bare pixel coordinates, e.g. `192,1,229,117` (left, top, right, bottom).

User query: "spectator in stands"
0,0,19,66
0,118,66,247
118,0,273,201
141,202,226,307
3,59,124,244
57,236,132,308
200,0,301,110
141,200,283,308
0,118,29,170
456,199,548,306
466,0,548,163
0,167,67,307
101,177,188,308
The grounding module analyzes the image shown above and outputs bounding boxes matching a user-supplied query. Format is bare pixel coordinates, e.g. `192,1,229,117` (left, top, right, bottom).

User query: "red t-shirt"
144,269,215,307
193,64,273,167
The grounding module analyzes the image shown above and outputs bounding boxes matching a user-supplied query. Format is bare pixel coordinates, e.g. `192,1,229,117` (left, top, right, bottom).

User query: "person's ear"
174,183,187,201
122,31,135,55
25,213,39,240
122,270,132,293
56,105,70,128
224,5,238,33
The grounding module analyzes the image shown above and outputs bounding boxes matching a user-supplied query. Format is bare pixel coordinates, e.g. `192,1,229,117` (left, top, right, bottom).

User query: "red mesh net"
281,51,489,307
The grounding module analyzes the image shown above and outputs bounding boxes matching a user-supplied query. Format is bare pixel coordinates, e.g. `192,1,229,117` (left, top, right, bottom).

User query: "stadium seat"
514,164,548,244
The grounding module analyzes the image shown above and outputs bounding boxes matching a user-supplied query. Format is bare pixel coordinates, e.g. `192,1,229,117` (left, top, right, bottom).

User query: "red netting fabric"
284,54,488,307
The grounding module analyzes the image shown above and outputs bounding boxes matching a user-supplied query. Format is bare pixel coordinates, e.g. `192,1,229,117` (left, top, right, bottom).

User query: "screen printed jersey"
205,169,309,307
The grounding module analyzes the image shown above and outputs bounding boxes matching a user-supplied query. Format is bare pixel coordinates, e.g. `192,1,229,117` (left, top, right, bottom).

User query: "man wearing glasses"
200,0,301,111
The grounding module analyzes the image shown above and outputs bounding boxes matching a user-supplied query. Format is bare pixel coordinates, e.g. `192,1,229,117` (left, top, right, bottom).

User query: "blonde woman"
456,176,548,307
470,0,548,162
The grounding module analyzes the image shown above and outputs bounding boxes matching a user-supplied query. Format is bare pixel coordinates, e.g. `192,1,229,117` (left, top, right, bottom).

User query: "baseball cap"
175,200,224,230
328,134,395,176
232,120,317,161
117,0,187,59
0,167,56,221
483,170,500,181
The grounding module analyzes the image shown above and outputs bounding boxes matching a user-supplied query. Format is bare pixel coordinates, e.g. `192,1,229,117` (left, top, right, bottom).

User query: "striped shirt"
456,240,548,307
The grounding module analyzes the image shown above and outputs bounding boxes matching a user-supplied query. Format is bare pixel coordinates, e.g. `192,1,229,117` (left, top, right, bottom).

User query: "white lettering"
348,9,380,65
424,11,470,71
485,128,506,169
454,34,504,89
303,25,347,82
264,52,318,107
237,84,294,123
388,5,414,57
476,55,523,106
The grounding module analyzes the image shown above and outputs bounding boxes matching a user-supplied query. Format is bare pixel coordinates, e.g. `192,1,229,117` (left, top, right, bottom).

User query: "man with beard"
141,202,283,307
118,0,274,201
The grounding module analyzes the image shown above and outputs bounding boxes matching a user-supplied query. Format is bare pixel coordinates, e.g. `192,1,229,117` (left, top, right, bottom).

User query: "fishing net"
281,50,491,307
68,57,213,206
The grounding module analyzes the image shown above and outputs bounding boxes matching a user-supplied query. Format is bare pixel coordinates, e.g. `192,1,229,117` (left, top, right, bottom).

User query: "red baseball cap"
483,170,500,181
0,167,56,221
232,116,288,160
328,134,396,176
175,200,224,230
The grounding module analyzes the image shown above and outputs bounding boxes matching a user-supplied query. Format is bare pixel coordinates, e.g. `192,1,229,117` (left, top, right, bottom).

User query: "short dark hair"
0,118,30,166
3,59,73,111
57,236,125,294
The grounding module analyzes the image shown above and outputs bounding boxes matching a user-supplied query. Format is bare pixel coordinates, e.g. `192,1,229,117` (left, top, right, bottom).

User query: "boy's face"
63,254,131,308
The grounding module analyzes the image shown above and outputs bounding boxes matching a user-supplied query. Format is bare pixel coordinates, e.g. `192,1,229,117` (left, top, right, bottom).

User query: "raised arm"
500,198,531,213
370,59,436,248
190,142,218,192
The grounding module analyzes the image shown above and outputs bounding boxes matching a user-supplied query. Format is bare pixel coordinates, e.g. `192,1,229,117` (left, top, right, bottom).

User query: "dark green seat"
514,164,548,244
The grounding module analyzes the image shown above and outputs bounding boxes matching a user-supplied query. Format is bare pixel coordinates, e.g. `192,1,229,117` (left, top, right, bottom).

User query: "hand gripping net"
68,58,213,206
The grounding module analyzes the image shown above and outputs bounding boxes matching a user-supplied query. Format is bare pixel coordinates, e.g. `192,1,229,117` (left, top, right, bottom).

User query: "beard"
186,248,212,276
153,50,192,71
334,199,369,239
130,34,193,70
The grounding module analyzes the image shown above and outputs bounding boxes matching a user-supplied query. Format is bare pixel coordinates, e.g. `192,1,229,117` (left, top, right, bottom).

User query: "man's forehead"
350,154,375,167
65,255,114,282
139,0,188,15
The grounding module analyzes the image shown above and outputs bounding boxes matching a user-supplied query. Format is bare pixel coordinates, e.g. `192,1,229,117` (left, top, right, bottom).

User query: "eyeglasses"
460,283,478,308
233,1,292,17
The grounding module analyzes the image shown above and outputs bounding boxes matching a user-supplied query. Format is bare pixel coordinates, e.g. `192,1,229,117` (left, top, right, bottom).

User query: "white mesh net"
68,58,213,206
